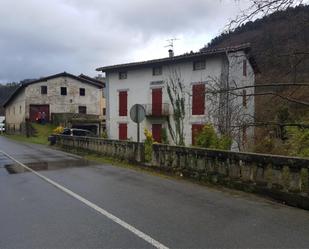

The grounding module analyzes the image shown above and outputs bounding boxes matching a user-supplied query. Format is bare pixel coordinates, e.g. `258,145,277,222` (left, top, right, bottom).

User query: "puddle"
4,159,95,174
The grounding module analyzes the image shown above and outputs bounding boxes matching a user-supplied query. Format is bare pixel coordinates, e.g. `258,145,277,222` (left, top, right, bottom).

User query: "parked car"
0,123,5,132
61,128,96,137
48,128,96,145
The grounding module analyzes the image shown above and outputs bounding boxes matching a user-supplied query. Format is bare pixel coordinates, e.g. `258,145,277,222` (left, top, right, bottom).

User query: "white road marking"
1,150,169,249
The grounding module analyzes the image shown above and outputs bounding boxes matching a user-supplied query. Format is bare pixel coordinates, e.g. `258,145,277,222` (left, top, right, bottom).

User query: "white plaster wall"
228,51,255,150
107,56,226,145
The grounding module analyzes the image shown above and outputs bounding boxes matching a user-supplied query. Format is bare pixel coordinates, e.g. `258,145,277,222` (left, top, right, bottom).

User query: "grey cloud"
0,0,249,83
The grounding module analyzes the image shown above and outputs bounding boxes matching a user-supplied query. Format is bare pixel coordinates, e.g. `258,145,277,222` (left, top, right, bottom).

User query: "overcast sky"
0,0,251,83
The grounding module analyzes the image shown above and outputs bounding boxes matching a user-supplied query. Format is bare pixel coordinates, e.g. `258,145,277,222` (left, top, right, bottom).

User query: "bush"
196,124,232,150
144,128,154,162
161,128,169,144
101,131,108,139
53,126,64,134
286,127,309,157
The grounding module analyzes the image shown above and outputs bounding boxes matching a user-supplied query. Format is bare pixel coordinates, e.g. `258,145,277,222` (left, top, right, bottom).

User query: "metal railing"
143,103,170,117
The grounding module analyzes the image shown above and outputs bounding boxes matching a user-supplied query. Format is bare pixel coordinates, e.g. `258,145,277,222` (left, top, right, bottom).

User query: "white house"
97,44,257,150
4,72,105,135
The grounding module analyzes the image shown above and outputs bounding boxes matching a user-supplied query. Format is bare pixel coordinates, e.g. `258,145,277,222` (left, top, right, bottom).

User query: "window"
118,123,127,140
119,91,128,116
192,84,205,115
41,86,47,94
152,124,162,143
192,124,204,145
80,88,85,96
119,71,127,80
61,87,67,96
19,105,22,114
152,66,162,76
242,89,247,108
243,59,247,76
78,106,87,114
193,60,206,70
103,108,106,116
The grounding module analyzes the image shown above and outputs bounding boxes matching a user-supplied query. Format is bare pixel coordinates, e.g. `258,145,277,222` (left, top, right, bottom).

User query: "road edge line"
1,150,169,249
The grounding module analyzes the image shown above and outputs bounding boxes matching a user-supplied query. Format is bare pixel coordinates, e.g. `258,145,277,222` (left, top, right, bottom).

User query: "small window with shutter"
192,84,205,115
119,91,128,116
41,86,47,94
119,123,127,140
243,59,247,77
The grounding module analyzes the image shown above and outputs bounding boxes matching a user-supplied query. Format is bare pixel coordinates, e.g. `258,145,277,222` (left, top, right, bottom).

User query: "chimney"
168,49,174,58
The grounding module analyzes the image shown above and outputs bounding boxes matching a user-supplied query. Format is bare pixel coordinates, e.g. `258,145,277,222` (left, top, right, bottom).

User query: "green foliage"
101,131,108,139
286,127,309,157
144,128,154,162
166,70,186,146
6,123,57,145
254,126,309,158
196,124,232,150
161,128,169,144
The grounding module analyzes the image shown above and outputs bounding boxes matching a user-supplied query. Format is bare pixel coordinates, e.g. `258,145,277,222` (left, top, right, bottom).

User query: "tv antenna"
165,38,179,50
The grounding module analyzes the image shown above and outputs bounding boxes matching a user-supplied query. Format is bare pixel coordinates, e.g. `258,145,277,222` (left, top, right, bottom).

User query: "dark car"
48,128,96,145
61,128,96,137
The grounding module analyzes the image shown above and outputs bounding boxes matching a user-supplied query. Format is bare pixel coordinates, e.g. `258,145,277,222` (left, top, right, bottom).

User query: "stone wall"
54,135,309,209
152,144,309,209
54,135,144,163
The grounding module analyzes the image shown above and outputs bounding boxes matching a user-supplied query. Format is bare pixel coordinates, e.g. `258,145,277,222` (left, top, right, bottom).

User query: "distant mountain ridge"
0,83,19,115
202,4,309,84
201,5,309,137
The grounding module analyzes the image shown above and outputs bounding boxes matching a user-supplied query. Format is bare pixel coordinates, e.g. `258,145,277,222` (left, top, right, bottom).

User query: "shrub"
161,128,169,144
101,131,108,139
286,127,309,157
144,128,154,162
53,126,64,134
196,124,231,150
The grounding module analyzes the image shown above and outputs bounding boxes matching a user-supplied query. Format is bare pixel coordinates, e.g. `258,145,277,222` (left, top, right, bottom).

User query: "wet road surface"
1,136,309,248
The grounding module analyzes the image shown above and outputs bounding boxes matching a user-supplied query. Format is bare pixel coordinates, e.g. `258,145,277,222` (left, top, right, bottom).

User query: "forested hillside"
203,5,309,84
0,83,18,115
202,5,309,155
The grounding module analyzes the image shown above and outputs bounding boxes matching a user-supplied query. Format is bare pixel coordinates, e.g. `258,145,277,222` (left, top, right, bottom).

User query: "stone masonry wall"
54,135,309,209
54,135,144,163
152,144,309,209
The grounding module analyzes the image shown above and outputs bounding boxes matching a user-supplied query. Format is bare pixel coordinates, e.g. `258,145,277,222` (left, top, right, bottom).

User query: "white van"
0,116,5,132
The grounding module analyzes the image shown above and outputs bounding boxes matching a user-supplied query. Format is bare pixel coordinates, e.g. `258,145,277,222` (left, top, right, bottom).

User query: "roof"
3,72,105,107
96,43,252,72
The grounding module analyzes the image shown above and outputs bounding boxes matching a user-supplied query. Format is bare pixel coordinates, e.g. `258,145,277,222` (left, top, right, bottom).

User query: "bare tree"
228,0,305,30
165,69,186,146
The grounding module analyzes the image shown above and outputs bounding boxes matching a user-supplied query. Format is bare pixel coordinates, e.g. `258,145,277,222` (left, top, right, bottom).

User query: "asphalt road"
1,136,309,249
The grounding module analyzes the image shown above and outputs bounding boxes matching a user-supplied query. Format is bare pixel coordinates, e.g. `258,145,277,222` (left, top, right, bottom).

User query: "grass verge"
3,123,57,145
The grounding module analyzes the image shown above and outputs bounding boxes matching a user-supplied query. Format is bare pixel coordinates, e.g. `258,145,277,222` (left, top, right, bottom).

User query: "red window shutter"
152,124,162,143
243,59,247,76
192,84,205,115
119,123,127,140
119,91,127,116
192,124,204,145
152,88,162,116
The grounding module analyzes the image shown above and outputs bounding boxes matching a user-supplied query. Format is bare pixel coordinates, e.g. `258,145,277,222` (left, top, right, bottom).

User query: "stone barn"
3,72,105,135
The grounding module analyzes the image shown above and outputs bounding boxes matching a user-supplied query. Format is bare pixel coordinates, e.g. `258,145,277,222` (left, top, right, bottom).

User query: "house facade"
4,72,105,135
97,44,257,150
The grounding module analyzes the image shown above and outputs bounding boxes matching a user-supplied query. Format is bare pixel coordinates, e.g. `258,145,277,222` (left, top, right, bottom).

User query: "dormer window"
119,71,127,80
152,66,162,76
193,60,206,70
